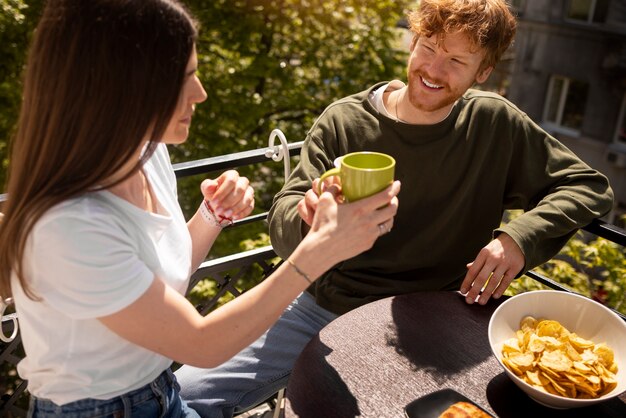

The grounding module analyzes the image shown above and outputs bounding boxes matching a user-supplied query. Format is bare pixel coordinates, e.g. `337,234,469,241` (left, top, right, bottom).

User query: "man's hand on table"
460,233,525,305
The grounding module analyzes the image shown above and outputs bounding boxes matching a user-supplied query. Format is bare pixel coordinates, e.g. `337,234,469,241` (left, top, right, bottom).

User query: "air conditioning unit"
605,144,626,168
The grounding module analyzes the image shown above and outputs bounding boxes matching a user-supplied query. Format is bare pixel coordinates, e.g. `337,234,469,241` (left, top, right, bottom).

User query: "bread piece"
438,401,491,418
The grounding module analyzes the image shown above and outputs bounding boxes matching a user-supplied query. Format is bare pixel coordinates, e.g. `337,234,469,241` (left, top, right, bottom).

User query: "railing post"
265,129,292,181
1,298,18,343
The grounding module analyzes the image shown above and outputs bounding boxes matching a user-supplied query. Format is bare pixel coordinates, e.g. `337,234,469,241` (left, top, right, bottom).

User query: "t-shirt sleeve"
28,210,155,320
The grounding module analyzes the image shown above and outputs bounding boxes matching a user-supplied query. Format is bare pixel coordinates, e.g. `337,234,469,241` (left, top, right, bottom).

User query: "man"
176,1,614,416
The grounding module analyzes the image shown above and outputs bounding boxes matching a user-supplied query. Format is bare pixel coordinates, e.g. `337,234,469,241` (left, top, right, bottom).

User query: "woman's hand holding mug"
299,151,396,228
300,180,401,270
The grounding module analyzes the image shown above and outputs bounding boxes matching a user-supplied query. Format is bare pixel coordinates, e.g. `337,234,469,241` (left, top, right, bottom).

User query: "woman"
0,1,400,416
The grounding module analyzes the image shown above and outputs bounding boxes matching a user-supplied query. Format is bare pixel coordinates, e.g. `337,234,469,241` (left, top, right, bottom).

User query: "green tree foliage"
506,214,626,315
174,1,414,292
1,1,624,408
0,0,413,197
0,0,43,189
0,4,412,402
175,0,412,219
0,0,413,285
180,0,410,158
172,0,414,303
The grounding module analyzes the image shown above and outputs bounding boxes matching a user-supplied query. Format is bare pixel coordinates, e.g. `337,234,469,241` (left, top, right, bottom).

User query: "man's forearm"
268,195,308,259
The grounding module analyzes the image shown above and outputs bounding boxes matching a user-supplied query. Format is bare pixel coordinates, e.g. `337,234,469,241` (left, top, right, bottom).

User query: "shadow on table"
288,335,360,418
487,372,626,418
387,292,502,385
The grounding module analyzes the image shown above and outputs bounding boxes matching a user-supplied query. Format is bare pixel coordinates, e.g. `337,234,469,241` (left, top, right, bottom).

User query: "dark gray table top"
284,291,626,418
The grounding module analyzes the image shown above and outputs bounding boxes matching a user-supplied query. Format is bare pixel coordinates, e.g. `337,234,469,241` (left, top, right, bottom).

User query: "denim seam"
226,368,291,412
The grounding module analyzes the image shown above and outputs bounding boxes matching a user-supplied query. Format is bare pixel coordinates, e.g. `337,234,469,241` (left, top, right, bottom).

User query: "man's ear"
475,65,493,84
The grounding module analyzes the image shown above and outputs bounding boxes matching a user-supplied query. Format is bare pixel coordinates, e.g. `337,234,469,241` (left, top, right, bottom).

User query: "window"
566,0,610,24
543,75,589,132
615,93,626,144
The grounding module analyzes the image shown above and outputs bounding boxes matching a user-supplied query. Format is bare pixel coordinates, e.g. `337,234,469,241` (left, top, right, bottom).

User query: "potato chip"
502,337,521,355
525,370,550,386
536,320,565,338
581,349,598,364
573,361,592,373
563,371,585,385
564,342,582,361
509,352,535,369
537,363,562,379
520,315,538,331
500,316,619,399
594,343,614,367
541,372,570,397
569,333,595,350
502,357,524,376
516,329,531,349
528,334,546,353
540,350,573,372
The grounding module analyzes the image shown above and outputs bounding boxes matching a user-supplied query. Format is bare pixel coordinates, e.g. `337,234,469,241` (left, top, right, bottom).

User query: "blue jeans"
29,369,200,418
175,292,338,418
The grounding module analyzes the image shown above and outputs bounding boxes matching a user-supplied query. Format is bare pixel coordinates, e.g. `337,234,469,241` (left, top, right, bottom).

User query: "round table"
284,291,626,418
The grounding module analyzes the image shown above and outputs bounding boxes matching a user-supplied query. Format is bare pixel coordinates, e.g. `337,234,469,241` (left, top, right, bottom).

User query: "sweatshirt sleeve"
495,115,614,272
268,121,340,259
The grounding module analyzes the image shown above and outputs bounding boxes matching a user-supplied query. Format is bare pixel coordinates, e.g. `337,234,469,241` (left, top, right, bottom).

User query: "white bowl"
488,290,626,409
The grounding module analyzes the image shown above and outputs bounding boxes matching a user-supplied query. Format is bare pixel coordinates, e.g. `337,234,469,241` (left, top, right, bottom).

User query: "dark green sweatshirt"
268,83,614,315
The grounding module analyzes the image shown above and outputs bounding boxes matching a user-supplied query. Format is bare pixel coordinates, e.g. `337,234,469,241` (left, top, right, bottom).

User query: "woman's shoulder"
35,194,125,237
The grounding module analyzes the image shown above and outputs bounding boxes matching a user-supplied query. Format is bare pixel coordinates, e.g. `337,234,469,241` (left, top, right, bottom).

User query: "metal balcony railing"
1,133,625,416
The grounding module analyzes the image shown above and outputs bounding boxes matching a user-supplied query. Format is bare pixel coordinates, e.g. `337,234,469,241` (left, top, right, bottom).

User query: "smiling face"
163,46,207,144
405,31,492,123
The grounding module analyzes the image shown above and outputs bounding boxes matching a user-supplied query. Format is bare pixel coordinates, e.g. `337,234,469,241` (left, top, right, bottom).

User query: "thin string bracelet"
286,258,313,284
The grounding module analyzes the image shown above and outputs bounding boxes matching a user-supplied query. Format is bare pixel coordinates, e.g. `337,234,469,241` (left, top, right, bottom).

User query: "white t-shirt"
12,144,193,405
369,79,405,119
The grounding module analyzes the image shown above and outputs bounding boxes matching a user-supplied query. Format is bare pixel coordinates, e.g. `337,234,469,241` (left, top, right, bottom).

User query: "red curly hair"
407,0,517,70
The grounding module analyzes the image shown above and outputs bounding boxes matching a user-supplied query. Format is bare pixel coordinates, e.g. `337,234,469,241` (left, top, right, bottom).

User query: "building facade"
506,0,626,223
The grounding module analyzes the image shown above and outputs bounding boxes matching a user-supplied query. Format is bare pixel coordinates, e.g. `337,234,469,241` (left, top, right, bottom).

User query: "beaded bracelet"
287,258,313,284
199,200,234,228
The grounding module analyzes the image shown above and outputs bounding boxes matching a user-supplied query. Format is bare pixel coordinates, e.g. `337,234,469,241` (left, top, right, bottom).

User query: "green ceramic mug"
317,151,396,202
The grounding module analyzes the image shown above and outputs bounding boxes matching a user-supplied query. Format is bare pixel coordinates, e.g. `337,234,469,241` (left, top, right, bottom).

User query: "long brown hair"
0,0,197,300
407,0,517,70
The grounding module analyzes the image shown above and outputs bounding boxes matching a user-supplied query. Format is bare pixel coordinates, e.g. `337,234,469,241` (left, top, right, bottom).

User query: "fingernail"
224,210,233,217
465,297,474,304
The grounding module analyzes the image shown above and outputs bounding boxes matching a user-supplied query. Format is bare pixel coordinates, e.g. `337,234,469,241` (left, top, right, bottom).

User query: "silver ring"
378,223,386,236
